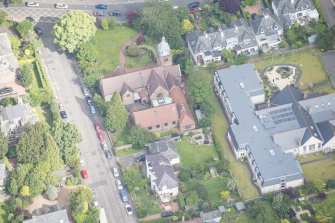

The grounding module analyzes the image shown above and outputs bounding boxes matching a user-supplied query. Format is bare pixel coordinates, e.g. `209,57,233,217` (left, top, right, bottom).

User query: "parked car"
101,141,109,151
0,87,13,95
34,26,42,35
90,105,96,115
94,200,99,208
170,133,181,141
26,1,39,7
81,170,88,179
97,131,105,141
109,10,121,16
95,123,101,132
60,111,67,119
85,96,92,105
119,189,128,202
187,1,199,9
125,204,133,215
135,154,145,162
81,86,90,96
161,211,174,218
116,179,123,190
93,11,104,16
26,16,36,23
95,4,107,9
104,150,112,159
55,3,68,9
112,167,119,177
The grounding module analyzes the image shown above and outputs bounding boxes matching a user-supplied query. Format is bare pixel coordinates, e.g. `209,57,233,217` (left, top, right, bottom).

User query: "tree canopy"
127,126,155,149
105,92,128,134
19,64,34,88
16,20,33,38
53,11,97,53
122,166,147,192
0,132,9,157
139,2,183,49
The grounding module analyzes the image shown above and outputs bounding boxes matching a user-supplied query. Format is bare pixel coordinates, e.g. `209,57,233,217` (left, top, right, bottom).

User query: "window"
172,121,176,125
309,144,315,151
148,127,152,130
318,143,322,149
164,123,168,127
156,125,160,128
184,125,192,129
303,146,307,153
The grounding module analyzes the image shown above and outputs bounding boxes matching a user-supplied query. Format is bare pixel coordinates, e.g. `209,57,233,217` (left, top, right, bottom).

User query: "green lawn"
313,192,335,222
306,85,335,94
176,139,218,168
95,27,138,73
132,190,161,217
296,152,325,163
125,49,154,69
203,177,228,204
302,158,335,182
254,50,329,89
116,147,144,157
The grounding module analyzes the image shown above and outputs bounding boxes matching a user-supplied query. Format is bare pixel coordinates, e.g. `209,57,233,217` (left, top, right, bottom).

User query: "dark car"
170,133,181,142
34,26,42,35
251,13,258,20
105,150,112,159
161,211,173,218
26,16,36,23
93,11,104,16
187,1,199,9
60,111,67,119
136,154,145,162
85,96,92,105
95,4,107,9
109,10,121,16
0,87,13,95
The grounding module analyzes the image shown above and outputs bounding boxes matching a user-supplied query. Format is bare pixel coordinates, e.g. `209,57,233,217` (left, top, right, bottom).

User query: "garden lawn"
176,139,218,168
313,192,335,222
126,49,154,69
131,188,161,217
253,50,329,89
115,147,143,156
95,27,137,73
203,177,228,205
302,158,335,182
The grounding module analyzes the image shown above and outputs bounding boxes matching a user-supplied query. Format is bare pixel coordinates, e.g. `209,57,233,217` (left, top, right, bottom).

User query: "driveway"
38,22,137,223
118,150,147,167
320,0,335,28
320,51,335,86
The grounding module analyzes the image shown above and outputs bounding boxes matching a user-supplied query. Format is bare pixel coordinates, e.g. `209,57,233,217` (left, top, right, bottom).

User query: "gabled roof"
270,86,303,105
147,70,168,96
272,0,316,23
23,209,69,223
120,82,134,96
316,120,335,144
250,9,282,37
147,140,180,162
1,103,37,122
166,73,179,90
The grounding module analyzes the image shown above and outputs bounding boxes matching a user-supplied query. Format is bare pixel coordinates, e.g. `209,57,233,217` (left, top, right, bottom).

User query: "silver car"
116,179,123,190
55,3,68,9
101,141,109,151
26,2,39,7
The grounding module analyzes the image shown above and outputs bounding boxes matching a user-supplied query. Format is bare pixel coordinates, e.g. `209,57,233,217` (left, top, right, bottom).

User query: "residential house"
200,210,222,223
145,153,179,202
250,9,283,50
0,32,26,100
272,0,319,27
100,37,195,132
147,140,180,165
0,160,6,187
0,103,40,136
186,18,258,65
24,206,69,223
214,64,304,194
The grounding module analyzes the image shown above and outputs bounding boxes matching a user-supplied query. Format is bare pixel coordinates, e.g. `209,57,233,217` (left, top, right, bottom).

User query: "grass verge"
302,158,335,182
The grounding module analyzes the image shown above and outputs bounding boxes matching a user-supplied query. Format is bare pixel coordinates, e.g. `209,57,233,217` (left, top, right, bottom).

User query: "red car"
81,170,88,179
95,123,101,132
97,131,105,141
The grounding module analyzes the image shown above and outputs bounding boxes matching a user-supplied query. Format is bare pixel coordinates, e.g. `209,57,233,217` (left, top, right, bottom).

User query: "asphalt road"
320,0,335,28
38,22,137,223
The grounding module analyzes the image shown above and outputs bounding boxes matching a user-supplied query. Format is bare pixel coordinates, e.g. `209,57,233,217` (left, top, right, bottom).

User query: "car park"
26,1,39,7
34,26,42,35
116,179,123,190
90,105,96,115
136,154,145,162
55,3,68,9
93,11,104,16
60,111,67,119
104,150,112,159
101,141,109,151
112,167,119,177
97,131,105,141
161,211,174,218
81,170,88,179
109,10,121,16
125,204,133,215
95,4,107,9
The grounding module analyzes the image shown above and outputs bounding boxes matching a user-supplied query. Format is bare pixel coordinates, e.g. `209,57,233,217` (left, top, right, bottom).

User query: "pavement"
38,22,137,223
320,0,335,28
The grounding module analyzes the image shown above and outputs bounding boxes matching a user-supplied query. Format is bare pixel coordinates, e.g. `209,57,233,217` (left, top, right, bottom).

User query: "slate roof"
200,210,221,221
1,103,39,122
146,153,178,190
23,209,69,223
270,86,303,105
147,140,179,162
316,120,335,144
250,9,282,37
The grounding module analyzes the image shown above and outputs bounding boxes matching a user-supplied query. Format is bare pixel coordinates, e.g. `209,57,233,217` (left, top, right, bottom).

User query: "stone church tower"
157,36,173,67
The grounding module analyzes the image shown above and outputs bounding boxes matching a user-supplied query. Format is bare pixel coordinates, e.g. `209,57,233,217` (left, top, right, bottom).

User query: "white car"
125,204,133,215
116,179,123,190
26,2,39,7
112,167,119,178
55,3,68,9
94,200,99,208
101,141,109,151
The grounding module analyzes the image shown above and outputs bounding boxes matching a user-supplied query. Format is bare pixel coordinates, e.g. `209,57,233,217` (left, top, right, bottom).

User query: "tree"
16,20,33,38
185,191,202,205
51,120,82,165
105,92,128,134
188,70,212,104
272,193,290,218
122,166,147,192
181,19,193,33
219,0,241,13
69,186,94,214
20,186,30,197
140,2,183,49
248,200,264,218
109,18,117,30
101,17,109,30
19,64,34,88
46,186,58,200
0,11,7,25
220,191,230,200
222,49,235,64
93,95,107,116
9,35,21,54
127,126,155,149
317,27,335,51
53,11,97,53
76,41,97,64
0,132,9,157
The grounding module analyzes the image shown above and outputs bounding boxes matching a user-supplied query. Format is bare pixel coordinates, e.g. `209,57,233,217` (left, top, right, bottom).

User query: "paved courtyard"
264,65,297,90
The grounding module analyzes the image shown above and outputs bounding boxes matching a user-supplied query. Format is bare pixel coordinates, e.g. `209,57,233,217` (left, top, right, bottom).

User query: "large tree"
53,11,97,53
127,126,155,149
19,64,33,88
139,2,183,49
122,166,147,192
0,132,9,157
105,92,128,134
272,193,291,218
51,120,82,165
219,0,241,13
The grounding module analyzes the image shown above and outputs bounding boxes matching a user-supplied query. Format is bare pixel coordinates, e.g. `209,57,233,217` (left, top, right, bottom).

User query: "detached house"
100,37,195,132
147,140,180,165
250,9,283,50
272,0,319,27
186,18,258,65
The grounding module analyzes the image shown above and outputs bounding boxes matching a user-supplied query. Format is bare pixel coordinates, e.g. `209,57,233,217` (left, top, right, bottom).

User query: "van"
119,189,128,202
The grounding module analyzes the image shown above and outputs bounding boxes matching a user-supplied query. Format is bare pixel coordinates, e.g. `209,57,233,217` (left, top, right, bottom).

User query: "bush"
0,11,7,25
327,179,335,189
19,64,34,88
93,94,107,116
317,192,326,200
1,97,17,107
16,20,33,38
177,194,185,209
101,18,109,30
126,44,139,57
108,18,117,30
127,126,155,149
46,186,58,200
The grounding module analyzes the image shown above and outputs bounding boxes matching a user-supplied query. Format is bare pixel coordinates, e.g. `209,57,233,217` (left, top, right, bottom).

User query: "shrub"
108,18,117,30
0,11,7,25
1,97,17,107
93,94,107,116
136,33,144,45
177,194,185,209
19,64,34,88
101,18,109,30
282,187,300,200
16,20,33,38
327,179,335,189
46,186,58,200
317,192,326,200
289,208,296,218
126,44,139,57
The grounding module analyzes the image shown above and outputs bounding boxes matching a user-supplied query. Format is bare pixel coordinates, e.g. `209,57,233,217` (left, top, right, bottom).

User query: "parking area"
320,50,335,86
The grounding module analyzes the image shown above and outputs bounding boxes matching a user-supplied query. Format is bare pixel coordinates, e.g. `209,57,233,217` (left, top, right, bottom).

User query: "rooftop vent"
328,102,331,106
253,126,258,132
269,150,275,156
240,82,245,89
315,105,318,109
